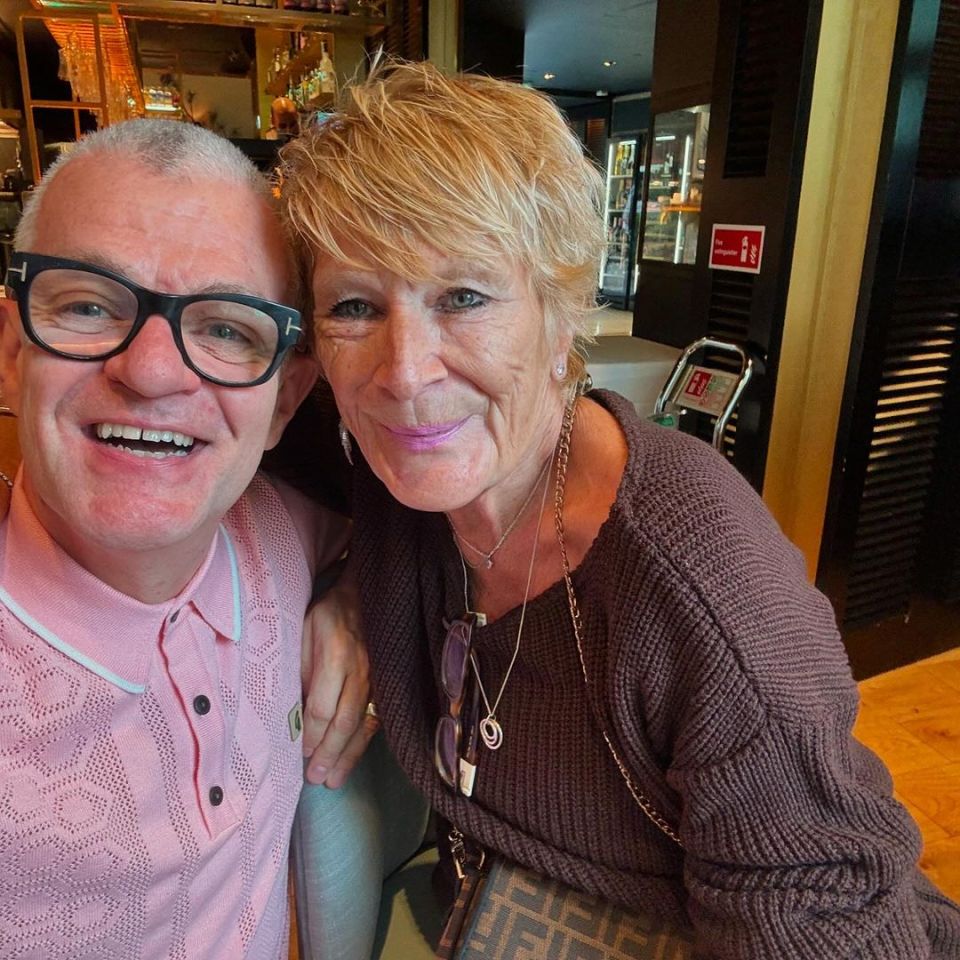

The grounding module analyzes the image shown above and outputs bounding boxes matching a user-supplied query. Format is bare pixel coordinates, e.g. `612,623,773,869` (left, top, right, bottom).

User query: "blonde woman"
283,60,960,958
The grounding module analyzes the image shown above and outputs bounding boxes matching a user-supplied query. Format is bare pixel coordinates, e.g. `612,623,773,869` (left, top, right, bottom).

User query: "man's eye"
330,299,374,320
208,323,248,342
65,301,108,318
441,289,487,311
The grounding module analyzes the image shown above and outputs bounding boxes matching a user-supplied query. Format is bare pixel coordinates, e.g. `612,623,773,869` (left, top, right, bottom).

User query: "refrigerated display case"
599,133,646,307
640,105,710,266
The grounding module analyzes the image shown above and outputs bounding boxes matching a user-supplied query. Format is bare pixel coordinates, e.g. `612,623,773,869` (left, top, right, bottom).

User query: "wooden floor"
856,643,960,901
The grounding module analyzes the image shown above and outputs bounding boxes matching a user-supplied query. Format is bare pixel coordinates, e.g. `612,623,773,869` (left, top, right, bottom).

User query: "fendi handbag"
436,852,694,960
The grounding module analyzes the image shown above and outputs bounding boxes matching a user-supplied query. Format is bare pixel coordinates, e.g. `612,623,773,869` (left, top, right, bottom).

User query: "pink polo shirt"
0,474,314,959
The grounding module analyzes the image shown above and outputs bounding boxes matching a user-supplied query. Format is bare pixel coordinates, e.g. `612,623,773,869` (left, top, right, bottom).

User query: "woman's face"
311,248,571,513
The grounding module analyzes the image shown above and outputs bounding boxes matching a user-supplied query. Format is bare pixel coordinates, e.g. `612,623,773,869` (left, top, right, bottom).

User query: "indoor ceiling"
470,0,656,97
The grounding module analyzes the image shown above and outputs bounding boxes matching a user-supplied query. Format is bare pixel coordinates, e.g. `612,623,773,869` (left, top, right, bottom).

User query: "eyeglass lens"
441,618,472,700
435,715,458,788
27,268,281,384
435,616,476,789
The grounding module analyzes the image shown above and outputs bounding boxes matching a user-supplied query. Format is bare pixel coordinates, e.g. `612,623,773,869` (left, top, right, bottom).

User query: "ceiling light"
543,72,556,80
603,59,617,68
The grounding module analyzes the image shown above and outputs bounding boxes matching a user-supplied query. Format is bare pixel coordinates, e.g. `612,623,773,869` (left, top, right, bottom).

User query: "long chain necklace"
448,456,552,569
452,395,577,752
552,393,683,845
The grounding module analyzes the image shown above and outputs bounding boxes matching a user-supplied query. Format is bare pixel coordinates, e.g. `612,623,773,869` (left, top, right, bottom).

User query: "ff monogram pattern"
454,859,694,960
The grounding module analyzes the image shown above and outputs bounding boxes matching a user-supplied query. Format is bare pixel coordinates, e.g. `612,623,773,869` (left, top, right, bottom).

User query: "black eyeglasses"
435,613,481,798
4,252,304,388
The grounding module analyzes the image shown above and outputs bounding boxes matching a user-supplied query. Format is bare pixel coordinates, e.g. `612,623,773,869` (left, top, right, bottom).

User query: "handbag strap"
553,394,683,848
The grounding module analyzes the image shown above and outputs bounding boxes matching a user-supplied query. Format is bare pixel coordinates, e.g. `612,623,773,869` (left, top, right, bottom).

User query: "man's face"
0,153,314,572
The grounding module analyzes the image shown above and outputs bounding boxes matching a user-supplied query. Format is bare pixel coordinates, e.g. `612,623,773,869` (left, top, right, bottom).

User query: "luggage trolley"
651,337,755,451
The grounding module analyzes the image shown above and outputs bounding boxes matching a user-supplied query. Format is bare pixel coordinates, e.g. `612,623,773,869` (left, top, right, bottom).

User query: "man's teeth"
95,422,196,456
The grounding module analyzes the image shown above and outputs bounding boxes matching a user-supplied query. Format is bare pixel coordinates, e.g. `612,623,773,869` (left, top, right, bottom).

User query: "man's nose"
371,305,446,400
102,314,202,397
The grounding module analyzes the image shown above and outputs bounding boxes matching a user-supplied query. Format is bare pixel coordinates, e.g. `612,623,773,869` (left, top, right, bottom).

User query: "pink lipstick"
385,418,468,451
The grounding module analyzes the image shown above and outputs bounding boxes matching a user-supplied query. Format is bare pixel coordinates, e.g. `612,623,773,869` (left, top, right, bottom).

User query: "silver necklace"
453,450,553,751
448,457,551,569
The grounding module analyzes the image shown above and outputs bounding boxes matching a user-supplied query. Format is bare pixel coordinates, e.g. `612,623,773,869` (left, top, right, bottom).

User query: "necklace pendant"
483,557,493,570
480,716,503,751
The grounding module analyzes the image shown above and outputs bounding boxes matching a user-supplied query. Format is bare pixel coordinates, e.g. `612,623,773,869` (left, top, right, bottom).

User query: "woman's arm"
605,413,960,957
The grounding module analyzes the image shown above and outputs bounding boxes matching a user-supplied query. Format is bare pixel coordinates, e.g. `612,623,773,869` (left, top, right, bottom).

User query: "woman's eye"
441,289,487,311
330,299,375,321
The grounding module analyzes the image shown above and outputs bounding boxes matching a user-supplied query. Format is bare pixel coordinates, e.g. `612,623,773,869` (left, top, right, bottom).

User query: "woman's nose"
102,314,202,397
372,305,446,399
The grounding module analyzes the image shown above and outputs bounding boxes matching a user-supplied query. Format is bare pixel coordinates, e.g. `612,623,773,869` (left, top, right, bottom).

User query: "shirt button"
193,695,211,716
209,786,224,806
170,608,180,624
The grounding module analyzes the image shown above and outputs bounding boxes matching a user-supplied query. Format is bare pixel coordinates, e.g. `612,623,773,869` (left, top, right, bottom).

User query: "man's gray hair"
15,119,272,250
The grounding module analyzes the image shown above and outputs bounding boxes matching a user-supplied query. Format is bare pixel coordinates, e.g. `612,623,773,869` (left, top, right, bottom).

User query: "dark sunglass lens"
434,716,458,788
441,619,471,699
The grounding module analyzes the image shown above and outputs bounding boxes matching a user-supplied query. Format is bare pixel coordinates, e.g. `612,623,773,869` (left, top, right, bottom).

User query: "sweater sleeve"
670,697,946,959
605,409,960,959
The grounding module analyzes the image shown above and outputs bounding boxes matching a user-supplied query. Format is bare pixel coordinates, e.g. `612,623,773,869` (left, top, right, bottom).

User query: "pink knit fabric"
0,474,312,959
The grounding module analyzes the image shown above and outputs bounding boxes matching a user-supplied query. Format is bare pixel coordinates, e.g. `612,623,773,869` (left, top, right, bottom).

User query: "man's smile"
93,421,197,458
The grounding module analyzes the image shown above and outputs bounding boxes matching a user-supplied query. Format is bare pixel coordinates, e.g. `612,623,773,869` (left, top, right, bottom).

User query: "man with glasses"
0,120,371,958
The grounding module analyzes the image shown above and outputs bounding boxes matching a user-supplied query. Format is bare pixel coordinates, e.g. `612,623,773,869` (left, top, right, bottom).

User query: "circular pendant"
479,716,503,751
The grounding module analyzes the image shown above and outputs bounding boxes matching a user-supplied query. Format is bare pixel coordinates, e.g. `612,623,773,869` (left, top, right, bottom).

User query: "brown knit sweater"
354,390,960,959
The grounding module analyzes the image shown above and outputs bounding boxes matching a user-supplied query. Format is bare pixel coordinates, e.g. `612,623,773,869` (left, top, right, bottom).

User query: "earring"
338,419,354,466
554,360,567,380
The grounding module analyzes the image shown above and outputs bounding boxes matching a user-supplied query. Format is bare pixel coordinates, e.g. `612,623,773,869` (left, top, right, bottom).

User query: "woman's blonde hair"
279,58,605,380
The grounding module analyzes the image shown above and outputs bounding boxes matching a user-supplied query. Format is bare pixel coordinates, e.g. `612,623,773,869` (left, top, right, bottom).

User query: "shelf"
30,0,391,36
266,33,333,97
41,14,145,117
608,174,633,179
659,204,701,214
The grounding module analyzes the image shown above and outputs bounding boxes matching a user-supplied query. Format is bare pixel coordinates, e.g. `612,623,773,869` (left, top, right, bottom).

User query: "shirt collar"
0,479,243,694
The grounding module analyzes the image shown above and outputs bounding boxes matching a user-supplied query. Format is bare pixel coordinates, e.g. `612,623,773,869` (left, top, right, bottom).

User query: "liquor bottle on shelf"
332,0,349,12
316,0,333,11
319,42,336,94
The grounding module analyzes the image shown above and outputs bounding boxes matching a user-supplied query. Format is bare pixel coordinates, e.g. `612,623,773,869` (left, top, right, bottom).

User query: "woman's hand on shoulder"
300,571,380,788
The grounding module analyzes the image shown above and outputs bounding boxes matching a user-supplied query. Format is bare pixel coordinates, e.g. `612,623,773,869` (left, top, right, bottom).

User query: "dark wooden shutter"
844,278,959,626
382,0,424,60
818,0,960,674
723,0,782,178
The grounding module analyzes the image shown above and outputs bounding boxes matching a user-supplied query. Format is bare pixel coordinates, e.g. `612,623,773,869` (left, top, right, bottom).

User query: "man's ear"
0,298,23,414
265,351,320,451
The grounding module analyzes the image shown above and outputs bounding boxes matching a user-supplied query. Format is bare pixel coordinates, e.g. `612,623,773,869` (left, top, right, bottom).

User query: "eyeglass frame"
4,251,305,388
435,612,482,798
